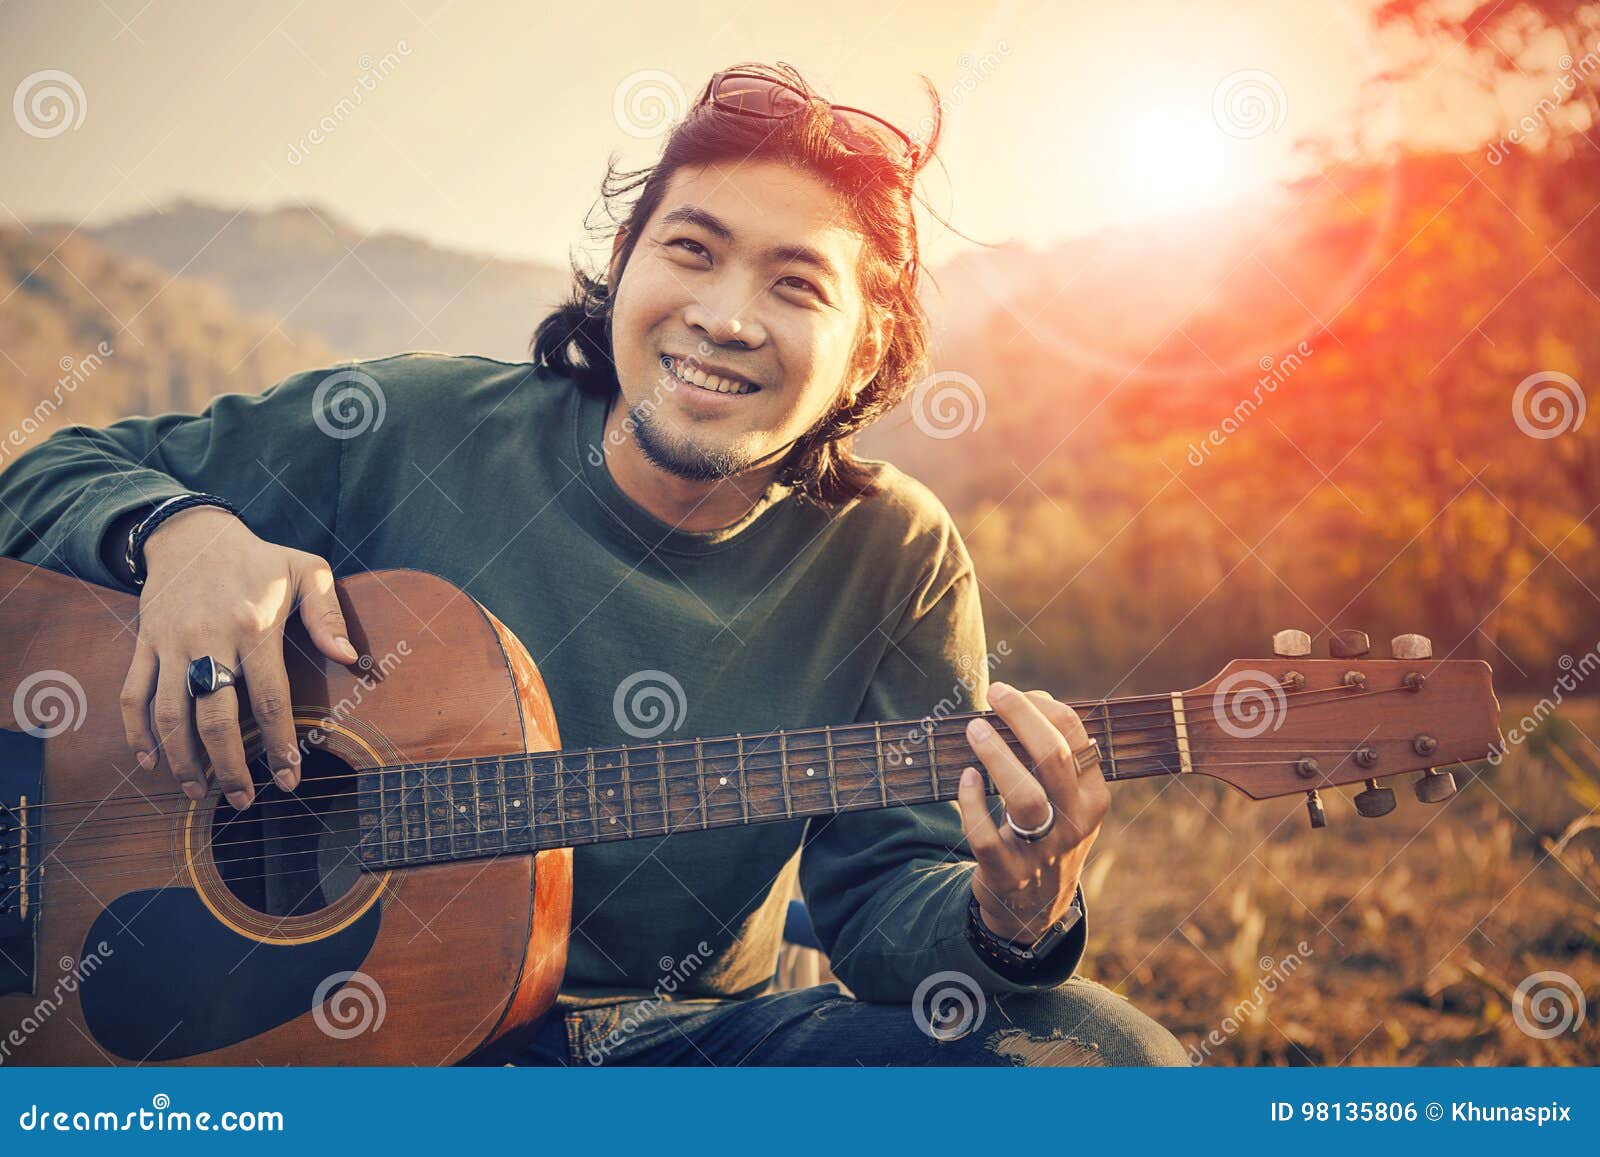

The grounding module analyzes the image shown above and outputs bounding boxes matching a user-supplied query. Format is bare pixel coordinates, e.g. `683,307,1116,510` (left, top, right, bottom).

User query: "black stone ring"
186,656,238,698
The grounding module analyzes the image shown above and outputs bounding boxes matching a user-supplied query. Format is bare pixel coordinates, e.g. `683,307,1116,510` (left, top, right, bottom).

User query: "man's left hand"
956,681,1109,944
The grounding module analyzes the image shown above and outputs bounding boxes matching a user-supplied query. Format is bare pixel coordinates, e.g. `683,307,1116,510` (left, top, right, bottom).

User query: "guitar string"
7,679,1408,817
7,746,1415,896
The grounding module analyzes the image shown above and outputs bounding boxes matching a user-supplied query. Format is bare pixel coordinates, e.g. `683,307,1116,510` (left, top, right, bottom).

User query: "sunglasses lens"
831,110,914,164
712,74,807,117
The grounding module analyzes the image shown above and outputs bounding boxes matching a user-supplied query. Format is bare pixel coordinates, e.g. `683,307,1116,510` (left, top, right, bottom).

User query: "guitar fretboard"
354,697,1187,871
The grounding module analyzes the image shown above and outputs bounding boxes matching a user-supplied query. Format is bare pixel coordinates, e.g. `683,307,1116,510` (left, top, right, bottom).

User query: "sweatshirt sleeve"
0,364,350,590
797,539,1088,1002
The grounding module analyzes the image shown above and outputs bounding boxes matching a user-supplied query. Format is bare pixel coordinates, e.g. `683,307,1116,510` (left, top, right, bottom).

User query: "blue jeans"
490,978,1189,1066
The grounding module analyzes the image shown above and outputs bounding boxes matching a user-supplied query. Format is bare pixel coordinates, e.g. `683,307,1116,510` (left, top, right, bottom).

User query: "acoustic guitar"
0,557,1499,1064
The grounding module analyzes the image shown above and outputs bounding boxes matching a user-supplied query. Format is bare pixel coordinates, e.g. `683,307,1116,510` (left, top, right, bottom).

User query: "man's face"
606,159,882,482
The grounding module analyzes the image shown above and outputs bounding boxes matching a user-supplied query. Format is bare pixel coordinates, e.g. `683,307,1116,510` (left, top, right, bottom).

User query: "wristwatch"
966,886,1084,974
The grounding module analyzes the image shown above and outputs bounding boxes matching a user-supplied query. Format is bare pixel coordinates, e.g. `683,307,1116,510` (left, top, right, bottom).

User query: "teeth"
663,356,755,395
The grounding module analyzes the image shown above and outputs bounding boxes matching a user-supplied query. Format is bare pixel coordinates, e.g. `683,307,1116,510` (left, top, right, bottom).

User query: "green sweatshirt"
0,352,1086,1006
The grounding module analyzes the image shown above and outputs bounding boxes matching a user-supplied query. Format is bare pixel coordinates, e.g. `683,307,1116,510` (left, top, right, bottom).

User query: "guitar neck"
354,693,1189,870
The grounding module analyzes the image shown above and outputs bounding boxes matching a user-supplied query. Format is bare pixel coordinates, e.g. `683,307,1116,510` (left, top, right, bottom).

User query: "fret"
873,721,887,806
824,726,839,814
736,734,750,825
416,764,441,864
696,739,708,829
619,745,635,839
504,755,531,850
1099,703,1119,781
551,753,571,847
656,743,671,834
379,765,401,864
450,758,479,859
778,731,793,819
585,749,604,839
927,725,940,799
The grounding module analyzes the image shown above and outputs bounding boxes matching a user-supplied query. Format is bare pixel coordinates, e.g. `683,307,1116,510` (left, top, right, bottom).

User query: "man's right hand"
119,506,359,810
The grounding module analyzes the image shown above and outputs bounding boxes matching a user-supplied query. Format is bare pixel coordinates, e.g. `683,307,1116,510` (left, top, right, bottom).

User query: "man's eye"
669,237,710,258
778,275,820,297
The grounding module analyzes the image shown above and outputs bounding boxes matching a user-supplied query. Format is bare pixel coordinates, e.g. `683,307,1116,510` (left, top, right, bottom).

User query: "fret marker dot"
606,788,615,797
609,816,618,825
718,776,728,786
457,804,467,814
513,799,522,808
806,767,815,777
907,757,914,765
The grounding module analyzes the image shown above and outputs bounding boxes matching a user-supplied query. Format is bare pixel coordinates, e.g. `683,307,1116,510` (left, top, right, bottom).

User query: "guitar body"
0,558,571,1065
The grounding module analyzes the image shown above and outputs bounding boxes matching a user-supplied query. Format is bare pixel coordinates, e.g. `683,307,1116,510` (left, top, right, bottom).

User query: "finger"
188,653,254,810
957,765,1007,875
153,657,208,801
1028,689,1107,791
989,682,1087,799
240,632,300,791
293,555,358,665
965,709,1051,830
119,638,160,772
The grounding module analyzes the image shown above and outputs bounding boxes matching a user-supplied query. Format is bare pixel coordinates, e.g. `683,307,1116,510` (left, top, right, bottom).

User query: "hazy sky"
0,0,1523,268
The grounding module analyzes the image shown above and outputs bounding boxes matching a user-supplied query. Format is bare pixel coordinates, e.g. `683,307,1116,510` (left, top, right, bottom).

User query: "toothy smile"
661,355,761,396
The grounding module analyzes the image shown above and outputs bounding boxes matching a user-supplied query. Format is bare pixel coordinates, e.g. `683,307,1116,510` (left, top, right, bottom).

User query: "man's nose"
685,297,764,348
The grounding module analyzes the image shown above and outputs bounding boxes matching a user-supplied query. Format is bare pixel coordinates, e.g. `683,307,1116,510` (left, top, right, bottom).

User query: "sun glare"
1117,108,1234,219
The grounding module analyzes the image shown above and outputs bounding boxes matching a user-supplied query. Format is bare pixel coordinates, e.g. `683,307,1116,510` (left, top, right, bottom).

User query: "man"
0,62,1186,1065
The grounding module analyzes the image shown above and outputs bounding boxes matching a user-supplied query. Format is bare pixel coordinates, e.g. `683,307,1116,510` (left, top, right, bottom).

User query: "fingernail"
273,768,296,790
961,766,979,788
335,636,358,663
181,781,207,801
990,681,1011,699
969,717,993,740
135,750,154,770
227,790,252,811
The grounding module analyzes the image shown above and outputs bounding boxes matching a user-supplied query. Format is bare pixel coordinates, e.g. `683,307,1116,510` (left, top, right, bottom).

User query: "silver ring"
1005,801,1055,842
186,656,237,698
1072,737,1102,774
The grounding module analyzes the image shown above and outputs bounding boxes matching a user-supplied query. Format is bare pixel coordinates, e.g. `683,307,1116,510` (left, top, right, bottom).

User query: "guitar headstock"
1181,629,1500,827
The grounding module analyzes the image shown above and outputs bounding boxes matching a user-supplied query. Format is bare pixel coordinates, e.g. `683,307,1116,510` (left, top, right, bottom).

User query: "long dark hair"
531,61,944,505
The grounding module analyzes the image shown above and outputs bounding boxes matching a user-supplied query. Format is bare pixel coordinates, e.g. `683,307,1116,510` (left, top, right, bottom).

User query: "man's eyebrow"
657,205,842,286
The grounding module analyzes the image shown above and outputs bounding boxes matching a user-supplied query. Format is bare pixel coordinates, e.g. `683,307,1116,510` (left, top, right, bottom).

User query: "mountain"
0,225,338,455
78,200,571,364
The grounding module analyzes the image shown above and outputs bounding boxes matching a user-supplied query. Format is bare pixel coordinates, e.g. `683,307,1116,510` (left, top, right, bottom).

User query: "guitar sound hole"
212,748,362,917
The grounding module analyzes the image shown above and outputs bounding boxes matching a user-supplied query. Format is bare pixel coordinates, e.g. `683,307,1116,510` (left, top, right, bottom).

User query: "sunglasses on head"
702,70,920,169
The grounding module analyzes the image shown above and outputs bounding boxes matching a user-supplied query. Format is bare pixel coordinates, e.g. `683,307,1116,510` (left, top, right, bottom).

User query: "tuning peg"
1353,778,1397,817
1329,629,1371,658
1390,633,1433,660
1413,768,1457,803
1305,789,1327,828
1273,629,1312,658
